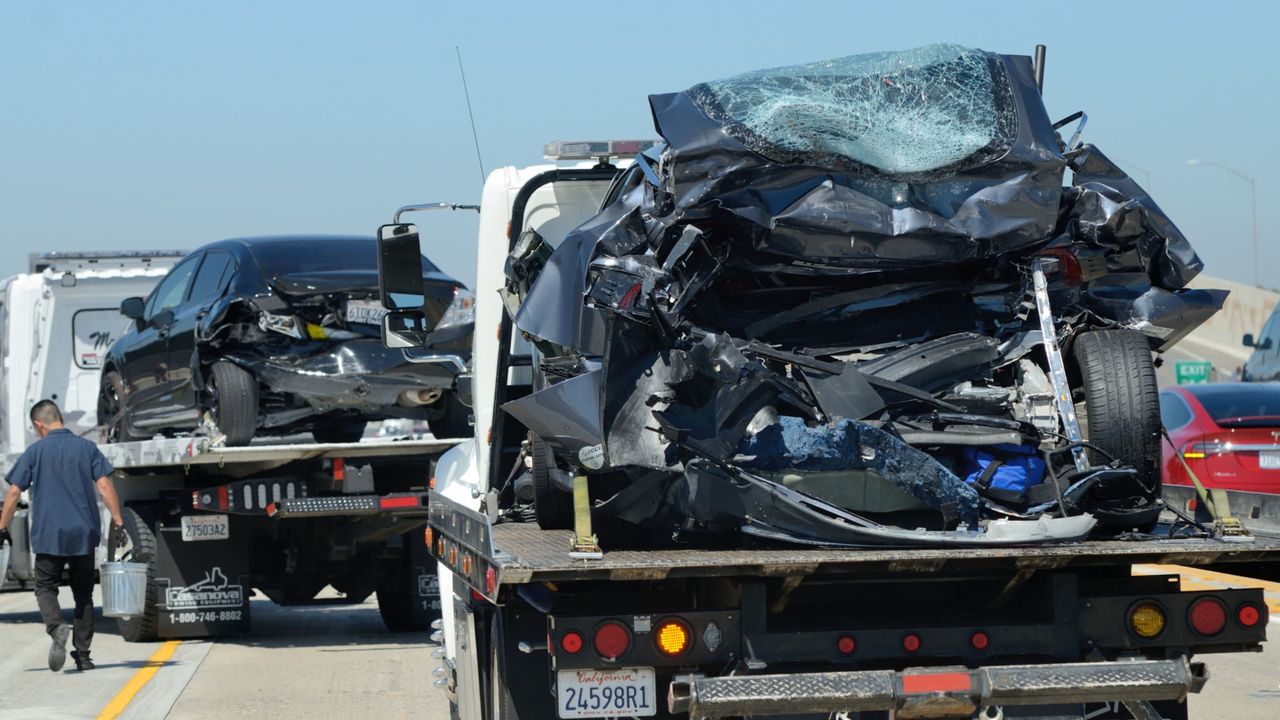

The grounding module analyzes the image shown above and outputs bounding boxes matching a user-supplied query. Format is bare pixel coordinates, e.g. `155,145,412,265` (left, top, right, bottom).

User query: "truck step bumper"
669,658,1201,719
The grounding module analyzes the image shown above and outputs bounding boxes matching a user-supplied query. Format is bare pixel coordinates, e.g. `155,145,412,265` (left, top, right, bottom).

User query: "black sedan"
98,236,472,445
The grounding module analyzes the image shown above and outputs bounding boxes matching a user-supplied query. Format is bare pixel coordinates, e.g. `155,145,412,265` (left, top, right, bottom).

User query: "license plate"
181,514,230,542
557,667,656,718
1261,451,1280,470
345,299,388,325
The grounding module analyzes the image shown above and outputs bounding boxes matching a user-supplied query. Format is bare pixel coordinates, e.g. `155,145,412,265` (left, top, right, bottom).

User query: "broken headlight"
435,288,475,330
258,311,304,339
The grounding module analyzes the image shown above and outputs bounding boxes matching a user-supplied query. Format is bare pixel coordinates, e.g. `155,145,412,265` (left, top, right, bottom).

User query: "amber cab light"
593,620,632,660
654,618,692,657
1188,598,1227,636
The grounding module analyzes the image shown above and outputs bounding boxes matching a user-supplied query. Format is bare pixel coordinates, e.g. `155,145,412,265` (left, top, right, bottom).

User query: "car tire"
1073,329,1162,497
531,436,574,531
312,420,368,444
98,370,134,443
109,507,160,643
427,393,471,439
209,362,258,447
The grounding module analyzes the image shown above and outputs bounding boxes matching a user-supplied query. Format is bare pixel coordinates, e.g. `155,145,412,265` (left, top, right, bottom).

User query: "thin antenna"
455,46,486,184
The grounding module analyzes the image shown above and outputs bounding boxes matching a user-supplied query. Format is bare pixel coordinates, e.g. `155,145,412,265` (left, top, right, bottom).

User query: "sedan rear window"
1188,384,1280,427
251,239,440,276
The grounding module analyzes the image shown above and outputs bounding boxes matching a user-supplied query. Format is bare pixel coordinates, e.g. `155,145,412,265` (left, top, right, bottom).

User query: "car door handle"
195,311,207,321
157,328,170,339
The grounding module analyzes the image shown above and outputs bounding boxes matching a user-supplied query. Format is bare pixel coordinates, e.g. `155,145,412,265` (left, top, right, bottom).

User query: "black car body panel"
104,235,471,439
499,45,1225,548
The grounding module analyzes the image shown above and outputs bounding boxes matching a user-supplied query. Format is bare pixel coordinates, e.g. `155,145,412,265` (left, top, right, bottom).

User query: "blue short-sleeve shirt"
6,429,115,556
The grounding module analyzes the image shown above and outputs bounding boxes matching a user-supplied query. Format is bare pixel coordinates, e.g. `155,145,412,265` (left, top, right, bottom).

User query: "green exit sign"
1175,360,1213,385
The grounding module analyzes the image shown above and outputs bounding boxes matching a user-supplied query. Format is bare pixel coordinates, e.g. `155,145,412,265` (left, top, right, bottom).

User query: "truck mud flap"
668,658,1201,719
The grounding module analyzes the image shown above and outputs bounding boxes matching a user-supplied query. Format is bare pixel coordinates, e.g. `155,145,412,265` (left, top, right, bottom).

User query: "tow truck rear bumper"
668,658,1204,718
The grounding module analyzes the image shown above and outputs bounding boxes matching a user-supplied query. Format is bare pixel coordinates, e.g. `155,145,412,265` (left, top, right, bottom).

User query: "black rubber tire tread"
427,392,472,439
312,420,368,444
114,507,160,643
98,370,133,443
1072,329,1162,491
530,436,574,531
210,361,258,447
375,555,423,632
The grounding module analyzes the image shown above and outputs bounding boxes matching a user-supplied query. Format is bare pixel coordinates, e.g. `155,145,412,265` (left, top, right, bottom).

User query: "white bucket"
100,561,148,618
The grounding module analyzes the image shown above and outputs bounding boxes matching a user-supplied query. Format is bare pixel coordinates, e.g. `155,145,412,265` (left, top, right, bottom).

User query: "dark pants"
34,553,95,654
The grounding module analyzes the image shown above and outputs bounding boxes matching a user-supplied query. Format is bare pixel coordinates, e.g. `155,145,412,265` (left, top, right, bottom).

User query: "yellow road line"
96,639,181,720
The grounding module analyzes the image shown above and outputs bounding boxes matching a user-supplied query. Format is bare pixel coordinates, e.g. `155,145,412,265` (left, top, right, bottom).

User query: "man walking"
0,400,123,672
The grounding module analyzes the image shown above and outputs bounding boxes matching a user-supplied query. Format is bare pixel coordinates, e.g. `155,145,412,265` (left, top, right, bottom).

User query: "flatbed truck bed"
483,523,1280,585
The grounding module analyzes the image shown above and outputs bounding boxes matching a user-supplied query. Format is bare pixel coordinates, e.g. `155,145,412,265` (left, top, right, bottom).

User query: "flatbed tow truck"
0,251,457,639
378,145,1280,720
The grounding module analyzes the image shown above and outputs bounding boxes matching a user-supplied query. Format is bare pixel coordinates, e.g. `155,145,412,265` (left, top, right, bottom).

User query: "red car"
1160,382,1280,494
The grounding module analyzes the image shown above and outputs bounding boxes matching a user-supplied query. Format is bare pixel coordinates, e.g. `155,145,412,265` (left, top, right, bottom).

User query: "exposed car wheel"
312,420,368,444
427,393,472,439
1073,330,1162,523
531,436,574,530
209,361,258,447
98,370,134,443
108,507,160,643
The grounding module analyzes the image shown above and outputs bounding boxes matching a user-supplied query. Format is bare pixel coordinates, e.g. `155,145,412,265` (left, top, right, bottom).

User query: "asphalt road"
0,571,1275,719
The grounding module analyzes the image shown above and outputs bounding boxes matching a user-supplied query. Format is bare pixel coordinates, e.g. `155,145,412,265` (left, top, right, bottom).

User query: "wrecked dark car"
500,44,1227,548
100,235,473,446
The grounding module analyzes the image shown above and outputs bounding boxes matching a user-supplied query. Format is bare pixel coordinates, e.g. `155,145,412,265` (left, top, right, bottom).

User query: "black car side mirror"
377,223,425,310
120,297,145,320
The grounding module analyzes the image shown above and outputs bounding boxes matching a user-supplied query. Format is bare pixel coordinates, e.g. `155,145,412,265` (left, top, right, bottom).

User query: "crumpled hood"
647,44,1069,267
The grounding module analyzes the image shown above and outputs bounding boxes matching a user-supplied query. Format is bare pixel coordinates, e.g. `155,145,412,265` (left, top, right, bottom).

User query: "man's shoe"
48,624,70,671
71,651,95,671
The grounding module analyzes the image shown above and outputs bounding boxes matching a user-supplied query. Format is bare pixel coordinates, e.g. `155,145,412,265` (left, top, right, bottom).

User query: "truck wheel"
98,370,134,443
428,393,472,439
531,436,574,530
109,507,160,643
312,419,367,444
376,557,424,632
209,362,258,447
1073,329,1162,495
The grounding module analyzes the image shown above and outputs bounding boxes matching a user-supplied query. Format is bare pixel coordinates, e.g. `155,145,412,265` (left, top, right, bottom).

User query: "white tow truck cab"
1,250,458,639
378,144,1280,720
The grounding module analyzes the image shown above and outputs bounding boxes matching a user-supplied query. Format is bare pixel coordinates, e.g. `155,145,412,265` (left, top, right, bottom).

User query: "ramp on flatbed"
489,523,1280,584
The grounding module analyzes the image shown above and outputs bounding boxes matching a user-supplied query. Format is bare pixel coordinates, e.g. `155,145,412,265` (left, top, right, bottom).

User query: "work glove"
0,528,11,547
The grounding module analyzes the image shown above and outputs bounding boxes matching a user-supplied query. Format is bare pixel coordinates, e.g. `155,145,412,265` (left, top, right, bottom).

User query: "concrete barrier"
1181,274,1280,364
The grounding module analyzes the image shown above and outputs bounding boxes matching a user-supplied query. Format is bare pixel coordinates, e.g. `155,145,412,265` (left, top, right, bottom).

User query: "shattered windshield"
690,44,1018,177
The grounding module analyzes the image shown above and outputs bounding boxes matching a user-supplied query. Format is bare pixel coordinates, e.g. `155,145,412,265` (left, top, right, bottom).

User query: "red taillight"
970,631,989,651
1188,598,1227,636
484,567,497,596
1038,248,1084,286
902,633,921,653
333,457,346,481
837,635,856,655
379,495,421,509
1237,603,1262,627
593,620,631,660
1182,441,1227,459
560,630,584,654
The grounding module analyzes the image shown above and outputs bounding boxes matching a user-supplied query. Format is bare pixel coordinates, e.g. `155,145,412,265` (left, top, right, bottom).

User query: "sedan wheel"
98,370,133,443
209,362,258,446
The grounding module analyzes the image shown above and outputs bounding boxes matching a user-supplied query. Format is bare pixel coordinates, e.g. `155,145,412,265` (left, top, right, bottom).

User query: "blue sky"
1,1,1274,289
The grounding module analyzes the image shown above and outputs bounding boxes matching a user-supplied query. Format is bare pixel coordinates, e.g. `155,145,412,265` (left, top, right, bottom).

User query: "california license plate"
181,514,230,542
557,667,656,718
345,299,388,325
1261,451,1280,470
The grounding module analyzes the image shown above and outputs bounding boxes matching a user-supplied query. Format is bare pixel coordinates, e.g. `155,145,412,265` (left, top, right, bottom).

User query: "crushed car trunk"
501,44,1224,548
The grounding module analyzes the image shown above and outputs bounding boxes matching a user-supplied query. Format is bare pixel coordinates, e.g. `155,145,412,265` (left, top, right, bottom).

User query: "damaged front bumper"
229,339,466,423
669,658,1202,719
